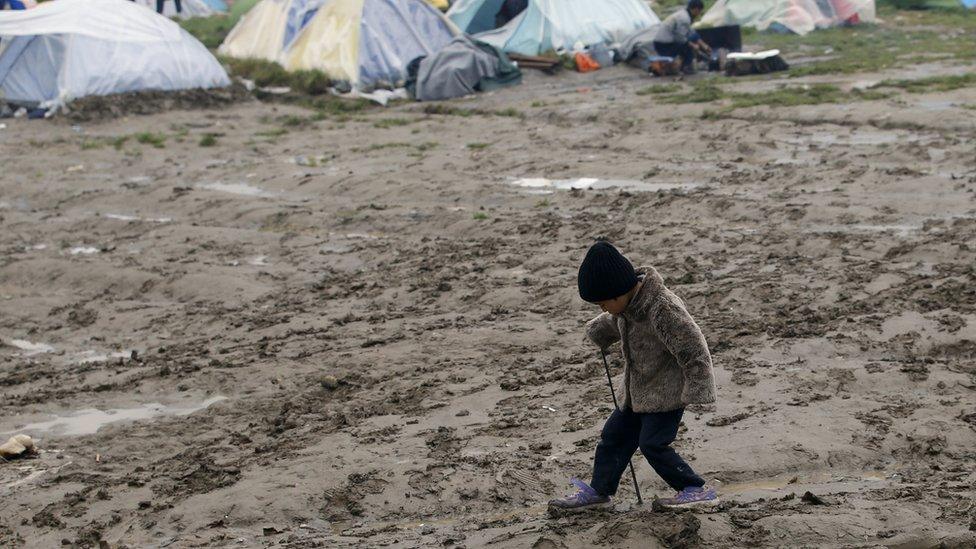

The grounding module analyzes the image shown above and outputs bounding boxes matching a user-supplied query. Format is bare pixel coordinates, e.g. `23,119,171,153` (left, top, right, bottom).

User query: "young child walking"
549,241,718,511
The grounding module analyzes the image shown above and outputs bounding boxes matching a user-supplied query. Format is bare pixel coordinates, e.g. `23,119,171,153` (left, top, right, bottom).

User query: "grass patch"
742,5,976,78
422,104,525,118
135,132,166,148
727,84,888,109
179,0,258,48
355,141,438,153
111,136,129,151
473,212,489,220
467,142,491,150
374,118,413,129
79,140,103,150
660,82,726,104
220,57,331,95
179,16,236,49
670,83,890,113
278,114,309,127
871,73,976,93
199,134,219,147
256,127,289,139
636,83,683,96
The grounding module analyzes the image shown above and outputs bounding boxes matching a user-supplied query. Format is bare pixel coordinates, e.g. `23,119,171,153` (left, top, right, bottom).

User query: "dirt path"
1,51,975,548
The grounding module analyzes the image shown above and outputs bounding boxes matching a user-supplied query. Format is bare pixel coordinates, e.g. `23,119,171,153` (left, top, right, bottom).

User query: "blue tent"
447,0,659,55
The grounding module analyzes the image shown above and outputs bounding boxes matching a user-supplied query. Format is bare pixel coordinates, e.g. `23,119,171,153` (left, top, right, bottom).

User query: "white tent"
447,0,659,55
0,0,230,109
700,0,875,36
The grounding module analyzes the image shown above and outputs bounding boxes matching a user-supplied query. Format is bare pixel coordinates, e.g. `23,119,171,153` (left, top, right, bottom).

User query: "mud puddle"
3,396,227,437
197,182,275,198
508,177,701,193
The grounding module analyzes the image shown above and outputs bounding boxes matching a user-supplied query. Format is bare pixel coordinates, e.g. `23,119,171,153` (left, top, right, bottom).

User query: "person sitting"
653,0,711,75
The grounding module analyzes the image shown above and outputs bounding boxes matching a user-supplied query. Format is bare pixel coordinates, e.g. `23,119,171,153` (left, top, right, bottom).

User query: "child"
548,241,718,511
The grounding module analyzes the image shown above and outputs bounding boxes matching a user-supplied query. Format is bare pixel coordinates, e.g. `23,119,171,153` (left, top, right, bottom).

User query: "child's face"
597,294,630,315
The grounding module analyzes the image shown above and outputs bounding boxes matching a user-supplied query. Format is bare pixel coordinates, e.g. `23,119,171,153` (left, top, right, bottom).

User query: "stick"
600,349,643,505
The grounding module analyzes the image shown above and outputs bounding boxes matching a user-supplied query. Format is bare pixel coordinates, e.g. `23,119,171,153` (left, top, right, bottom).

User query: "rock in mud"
0,434,36,459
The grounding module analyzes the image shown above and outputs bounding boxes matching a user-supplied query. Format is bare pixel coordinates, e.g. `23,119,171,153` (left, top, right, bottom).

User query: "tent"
218,0,327,63
133,0,228,19
0,0,230,109
700,0,875,36
220,0,458,87
447,0,659,56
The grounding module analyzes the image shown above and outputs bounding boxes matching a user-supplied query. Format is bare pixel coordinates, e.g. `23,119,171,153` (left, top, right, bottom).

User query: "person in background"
653,0,711,75
157,0,183,14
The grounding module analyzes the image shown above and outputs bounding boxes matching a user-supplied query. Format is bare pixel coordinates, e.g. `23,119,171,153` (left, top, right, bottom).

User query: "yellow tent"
219,0,458,87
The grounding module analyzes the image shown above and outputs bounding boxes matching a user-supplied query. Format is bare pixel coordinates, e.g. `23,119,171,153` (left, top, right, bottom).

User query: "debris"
6,339,55,356
801,491,828,505
320,375,340,390
0,434,37,459
507,53,561,73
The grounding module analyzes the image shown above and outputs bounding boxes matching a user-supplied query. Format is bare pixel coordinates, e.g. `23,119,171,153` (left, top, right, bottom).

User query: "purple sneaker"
547,479,611,514
656,485,719,509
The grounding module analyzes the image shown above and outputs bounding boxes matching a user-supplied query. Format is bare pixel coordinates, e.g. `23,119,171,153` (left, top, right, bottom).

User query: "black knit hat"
577,241,638,302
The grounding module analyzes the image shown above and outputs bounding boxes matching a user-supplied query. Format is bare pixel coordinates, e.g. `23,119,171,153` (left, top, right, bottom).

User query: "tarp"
0,0,229,108
406,36,520,100
447,0,659,55
220,0,458,87
218,0,324,61
132,0,227,19
700,0,875,36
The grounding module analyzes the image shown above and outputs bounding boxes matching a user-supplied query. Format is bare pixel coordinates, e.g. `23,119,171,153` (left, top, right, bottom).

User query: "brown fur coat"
586,266,716,413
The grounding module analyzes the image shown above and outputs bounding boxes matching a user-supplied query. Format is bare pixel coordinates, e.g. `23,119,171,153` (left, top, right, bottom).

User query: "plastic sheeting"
407,36,520,101
132,0,227,19
700,0,875,36
448,0,659,55
0,0,230,108
218,0,292,60
286,0,457,86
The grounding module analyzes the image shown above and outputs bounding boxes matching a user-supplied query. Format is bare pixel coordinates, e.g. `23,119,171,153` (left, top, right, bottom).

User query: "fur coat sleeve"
585,312,620,350
648,296,717,405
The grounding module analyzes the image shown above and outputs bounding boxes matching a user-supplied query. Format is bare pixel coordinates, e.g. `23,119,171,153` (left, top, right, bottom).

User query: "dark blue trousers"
654,41,695,70
590,407,704,496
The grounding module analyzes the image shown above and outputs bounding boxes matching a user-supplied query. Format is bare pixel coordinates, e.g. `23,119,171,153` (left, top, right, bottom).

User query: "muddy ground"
2,32,976,549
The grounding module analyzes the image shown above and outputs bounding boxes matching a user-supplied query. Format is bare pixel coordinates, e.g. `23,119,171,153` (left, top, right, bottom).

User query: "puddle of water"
805,224,919,237
69,246,99,255
73,350,132,365
783,130,912,147
722,471,889,494
509,177,701,193
917,100,954,112
6,340,54,356
197,182,273,198
5,396,227,437
103,213,172,223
